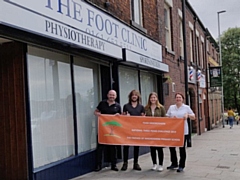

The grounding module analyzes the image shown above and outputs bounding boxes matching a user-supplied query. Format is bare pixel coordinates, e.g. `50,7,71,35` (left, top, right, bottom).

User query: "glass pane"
73,57,99,153
164,8,168,27
119,66,139,105
27,46,74,168
133,0,141,24
140,71,157,106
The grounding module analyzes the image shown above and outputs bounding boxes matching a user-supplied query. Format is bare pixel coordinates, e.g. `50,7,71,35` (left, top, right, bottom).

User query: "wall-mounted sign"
123,49,168,72
209,66,222,87
199,74,206,88
0,0,162,61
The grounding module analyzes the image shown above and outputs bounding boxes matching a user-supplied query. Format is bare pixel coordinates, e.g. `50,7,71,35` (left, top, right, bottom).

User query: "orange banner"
98,115,184,147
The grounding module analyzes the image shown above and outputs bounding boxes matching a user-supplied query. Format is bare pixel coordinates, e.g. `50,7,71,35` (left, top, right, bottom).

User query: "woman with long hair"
145,92,166,171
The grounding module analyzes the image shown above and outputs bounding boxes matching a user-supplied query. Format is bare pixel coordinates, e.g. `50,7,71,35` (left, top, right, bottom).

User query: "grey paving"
72,123,240,180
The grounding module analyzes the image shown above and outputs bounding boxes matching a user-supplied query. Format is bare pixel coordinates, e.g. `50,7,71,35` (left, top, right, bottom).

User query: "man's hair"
128,90,142,104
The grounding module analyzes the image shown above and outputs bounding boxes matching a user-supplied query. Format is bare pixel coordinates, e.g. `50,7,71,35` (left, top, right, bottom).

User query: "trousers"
169,135,187,168
123,145,139,164
150,146,164,165
96,144,117,166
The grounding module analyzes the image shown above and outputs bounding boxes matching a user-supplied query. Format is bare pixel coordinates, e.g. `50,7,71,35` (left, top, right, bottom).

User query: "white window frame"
196,36,199,66
132,0,143,26
189,22,194,62
178,10,183,57
164,3,172,51
189,30,193,62
200,36,205,68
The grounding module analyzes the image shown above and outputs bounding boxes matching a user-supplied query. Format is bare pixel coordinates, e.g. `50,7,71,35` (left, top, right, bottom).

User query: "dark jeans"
169,135,187,168
123,145,139,164
150,146,163,165
228,117,234,127
96,144,117,166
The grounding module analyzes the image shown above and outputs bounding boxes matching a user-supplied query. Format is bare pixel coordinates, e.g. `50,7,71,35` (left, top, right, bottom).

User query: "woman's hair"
228,107,232,110
145,92,163,109
175,92,185,99
128,90,142,104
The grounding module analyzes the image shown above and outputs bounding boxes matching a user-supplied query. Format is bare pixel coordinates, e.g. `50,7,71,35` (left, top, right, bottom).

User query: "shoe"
167,165,178,170
177,167,184,172
133,163,142,171
94,165,102,172
111,166,119,171
121,162,128,171
157,165,163,172
151,164,157,170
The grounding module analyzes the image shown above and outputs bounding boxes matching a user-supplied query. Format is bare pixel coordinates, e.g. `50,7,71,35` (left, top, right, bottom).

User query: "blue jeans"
228,117,234,127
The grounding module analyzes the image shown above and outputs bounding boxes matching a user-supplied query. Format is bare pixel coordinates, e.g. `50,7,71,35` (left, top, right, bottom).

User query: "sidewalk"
72,123,240,180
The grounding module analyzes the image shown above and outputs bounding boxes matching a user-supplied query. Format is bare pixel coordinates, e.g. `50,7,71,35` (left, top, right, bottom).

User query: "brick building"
0,0,220,179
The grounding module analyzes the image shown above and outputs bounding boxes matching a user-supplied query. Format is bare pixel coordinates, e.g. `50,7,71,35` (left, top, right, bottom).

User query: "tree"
221,27,240,112
103,120,122,136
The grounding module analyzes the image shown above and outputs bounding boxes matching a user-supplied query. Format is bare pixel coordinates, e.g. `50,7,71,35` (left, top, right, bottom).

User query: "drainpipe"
205,31,211,131
182,0,192,147
193,16,201,135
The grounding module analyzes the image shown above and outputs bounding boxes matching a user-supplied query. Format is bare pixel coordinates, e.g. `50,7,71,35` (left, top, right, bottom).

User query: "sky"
188,0,240,39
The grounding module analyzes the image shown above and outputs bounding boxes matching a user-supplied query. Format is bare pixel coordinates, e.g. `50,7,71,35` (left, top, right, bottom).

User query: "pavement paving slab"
72,123,240,180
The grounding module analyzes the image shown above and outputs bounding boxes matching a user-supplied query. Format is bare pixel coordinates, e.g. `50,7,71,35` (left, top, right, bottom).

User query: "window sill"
130,20,147,34
180,56,184,61
190,62,196,67
165,47,175,56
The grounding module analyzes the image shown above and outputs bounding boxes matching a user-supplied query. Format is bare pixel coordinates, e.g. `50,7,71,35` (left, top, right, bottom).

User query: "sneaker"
157,165,163,172
177,167,184,172
121,162,128,171
151,164,157,170
167,165,178,170
133,163,142,171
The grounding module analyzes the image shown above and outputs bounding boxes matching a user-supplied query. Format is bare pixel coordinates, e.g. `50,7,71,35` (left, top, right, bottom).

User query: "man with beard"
94,90,121,172
121,90,145,171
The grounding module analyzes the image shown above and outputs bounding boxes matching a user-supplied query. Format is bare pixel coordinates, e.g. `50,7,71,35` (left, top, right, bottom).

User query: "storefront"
0,1,168,179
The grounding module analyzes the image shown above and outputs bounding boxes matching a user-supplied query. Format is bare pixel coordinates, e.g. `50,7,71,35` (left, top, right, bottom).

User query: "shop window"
27,46,74,168
119,66,139,105
131,0,143,26
73,57,99,153
119,67,157,107
140,71,157,106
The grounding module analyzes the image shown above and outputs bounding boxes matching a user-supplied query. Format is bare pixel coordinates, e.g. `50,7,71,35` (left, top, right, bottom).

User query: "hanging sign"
209,66,222,87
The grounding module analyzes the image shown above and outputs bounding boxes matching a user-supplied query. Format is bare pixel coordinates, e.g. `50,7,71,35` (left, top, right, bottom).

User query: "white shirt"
166,104,194,135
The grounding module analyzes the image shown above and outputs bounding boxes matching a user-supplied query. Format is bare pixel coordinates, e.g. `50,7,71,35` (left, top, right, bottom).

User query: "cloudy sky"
188,0,240,39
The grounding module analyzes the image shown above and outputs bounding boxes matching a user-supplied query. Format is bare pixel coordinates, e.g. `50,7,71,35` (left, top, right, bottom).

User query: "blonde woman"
145,92,166,171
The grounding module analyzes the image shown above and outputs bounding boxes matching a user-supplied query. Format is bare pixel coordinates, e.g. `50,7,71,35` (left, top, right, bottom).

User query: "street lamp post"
217,10,226,128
